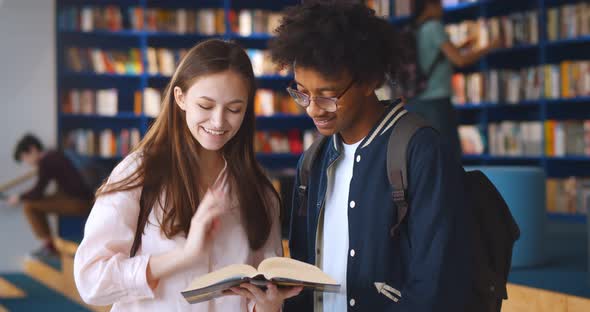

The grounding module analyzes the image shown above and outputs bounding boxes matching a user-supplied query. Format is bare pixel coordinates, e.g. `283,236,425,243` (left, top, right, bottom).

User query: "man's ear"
174,86,186,111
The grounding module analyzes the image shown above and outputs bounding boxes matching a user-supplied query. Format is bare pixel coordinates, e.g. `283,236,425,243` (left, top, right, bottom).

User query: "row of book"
451,60,590,105
66,46,290,78
545,120,590,157
61,88,161,118
59,6,123,32
255,130,318,155
547,177,590,215
488,121,544,157
255,90,302,116
66,47,143,74
64,128,141,158
446,11,539,51
232,10,282,36
146,48,188,76
61,89,118,116
394,0,478,17
59,6,227,35
131,88,301,118
135,8,225,34
481,120,590,157
547,2,590,42
146,48,287,77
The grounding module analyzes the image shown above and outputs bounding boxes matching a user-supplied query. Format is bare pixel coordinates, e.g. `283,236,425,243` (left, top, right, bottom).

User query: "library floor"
1,223,589,312
0,273,89,311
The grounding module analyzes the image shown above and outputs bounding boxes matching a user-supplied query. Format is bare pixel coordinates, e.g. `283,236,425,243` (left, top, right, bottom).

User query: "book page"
257,257,338,286
183,264,258,292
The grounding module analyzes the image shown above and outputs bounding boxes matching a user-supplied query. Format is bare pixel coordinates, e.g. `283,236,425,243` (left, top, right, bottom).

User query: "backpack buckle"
298,185,307,196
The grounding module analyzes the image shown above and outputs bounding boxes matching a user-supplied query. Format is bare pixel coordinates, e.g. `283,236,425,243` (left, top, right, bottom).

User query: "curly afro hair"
269,0,404,86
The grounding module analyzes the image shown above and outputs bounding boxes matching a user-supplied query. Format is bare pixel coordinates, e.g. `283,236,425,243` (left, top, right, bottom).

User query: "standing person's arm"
423,20,501,69
440,38,501,68
393,128,472,312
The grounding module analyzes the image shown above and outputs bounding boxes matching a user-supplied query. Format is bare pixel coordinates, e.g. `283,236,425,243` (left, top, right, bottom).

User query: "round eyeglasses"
286,79,355,113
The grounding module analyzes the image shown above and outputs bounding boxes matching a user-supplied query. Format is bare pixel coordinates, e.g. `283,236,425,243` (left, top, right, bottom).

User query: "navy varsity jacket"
284,102,473,311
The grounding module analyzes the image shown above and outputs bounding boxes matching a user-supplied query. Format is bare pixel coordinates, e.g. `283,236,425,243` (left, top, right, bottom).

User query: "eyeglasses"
286,79,355,113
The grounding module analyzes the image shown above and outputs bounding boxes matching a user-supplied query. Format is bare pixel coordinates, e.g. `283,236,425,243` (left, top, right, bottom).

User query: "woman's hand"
181,187,229,265
231,283,303,312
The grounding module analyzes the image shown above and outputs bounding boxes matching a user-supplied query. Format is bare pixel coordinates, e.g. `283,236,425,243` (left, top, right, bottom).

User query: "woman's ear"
174,86,186,111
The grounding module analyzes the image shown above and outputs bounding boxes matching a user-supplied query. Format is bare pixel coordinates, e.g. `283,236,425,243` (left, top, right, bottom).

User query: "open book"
182,257,340,304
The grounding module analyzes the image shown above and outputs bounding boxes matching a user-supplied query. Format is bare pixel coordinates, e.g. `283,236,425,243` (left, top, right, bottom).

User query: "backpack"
297,110,520,312
394,23,444,100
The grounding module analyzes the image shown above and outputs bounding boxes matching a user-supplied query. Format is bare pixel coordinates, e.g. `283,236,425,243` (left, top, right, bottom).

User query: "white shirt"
322,138,361,312
74,152,282,311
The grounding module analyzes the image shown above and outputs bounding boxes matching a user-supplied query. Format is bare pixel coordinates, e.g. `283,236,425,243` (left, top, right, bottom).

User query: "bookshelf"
56,0,307,172
56,0,589,223
390,0,590,223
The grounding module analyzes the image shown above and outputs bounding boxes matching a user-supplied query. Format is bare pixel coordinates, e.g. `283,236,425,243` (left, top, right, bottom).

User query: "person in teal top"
407,0,502,161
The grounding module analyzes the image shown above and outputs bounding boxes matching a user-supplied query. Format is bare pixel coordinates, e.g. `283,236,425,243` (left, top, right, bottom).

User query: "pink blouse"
74,152,283,311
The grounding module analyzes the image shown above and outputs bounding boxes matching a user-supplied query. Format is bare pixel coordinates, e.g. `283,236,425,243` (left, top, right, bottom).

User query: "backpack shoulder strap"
424,50,444,77
297,136,329,216
387,111,431,237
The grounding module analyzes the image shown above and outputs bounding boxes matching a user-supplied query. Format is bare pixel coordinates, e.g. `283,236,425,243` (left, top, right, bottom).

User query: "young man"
269,2,472,311
7,134,93,258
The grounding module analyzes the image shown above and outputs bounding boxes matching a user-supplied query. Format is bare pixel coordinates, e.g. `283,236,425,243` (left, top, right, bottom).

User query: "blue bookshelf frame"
57,0,589,223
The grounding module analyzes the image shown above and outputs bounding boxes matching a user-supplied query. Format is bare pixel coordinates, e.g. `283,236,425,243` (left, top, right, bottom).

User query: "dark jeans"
406,97,462,162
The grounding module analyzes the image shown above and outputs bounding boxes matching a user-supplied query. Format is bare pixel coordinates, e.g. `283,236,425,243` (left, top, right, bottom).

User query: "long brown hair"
97,39,279,256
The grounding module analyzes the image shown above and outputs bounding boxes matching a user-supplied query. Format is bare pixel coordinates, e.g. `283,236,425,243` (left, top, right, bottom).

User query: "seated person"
7,134,94,258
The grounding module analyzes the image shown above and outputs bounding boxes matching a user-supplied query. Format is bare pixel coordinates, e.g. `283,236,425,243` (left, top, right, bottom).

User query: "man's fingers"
230,287,254,300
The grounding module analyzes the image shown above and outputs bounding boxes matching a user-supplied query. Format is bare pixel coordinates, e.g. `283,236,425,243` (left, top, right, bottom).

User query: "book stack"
545,120,590,157
458,125,484,155
446,10,538,51
255,90,302,116
62,89,118,116
488,121,544,156
134,7,225,34
59,6,123,32
247,49,290,77
255,130,319,154
64,128,141,158
543,61,590,99
65,47,143,74
134,88,163,118
229,10,283,36
365,0,390,18
547,177,590,215
547,2,590,42
146,47,189,76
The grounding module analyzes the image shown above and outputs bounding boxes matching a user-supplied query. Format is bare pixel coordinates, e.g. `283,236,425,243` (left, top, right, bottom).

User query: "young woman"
408,0,502,161
74,39,301,312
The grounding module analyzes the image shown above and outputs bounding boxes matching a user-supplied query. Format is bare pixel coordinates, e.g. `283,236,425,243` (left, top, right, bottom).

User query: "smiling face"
174,70,248,152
